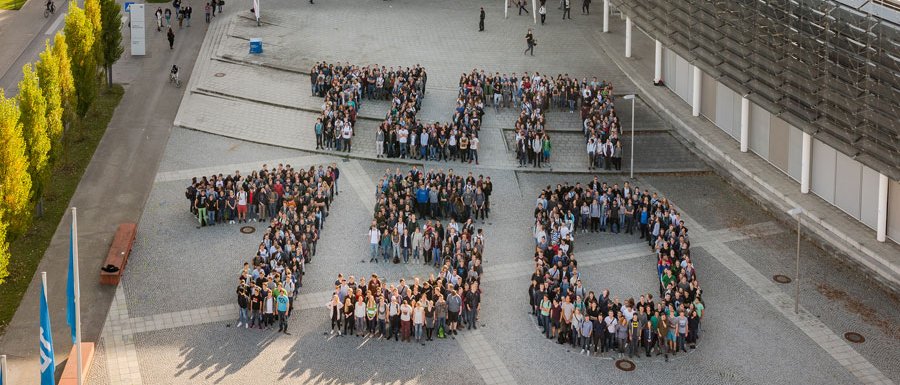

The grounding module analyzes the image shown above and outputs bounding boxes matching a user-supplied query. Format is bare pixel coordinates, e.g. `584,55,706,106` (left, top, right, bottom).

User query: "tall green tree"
99,0,123,87
0,91,33,236
64,2,98,117
53,32,76,126
18,64,51,206
36,41,65,162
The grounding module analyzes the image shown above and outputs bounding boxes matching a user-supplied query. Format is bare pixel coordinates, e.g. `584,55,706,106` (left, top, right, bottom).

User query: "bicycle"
170,72,182,88
44,1,55,18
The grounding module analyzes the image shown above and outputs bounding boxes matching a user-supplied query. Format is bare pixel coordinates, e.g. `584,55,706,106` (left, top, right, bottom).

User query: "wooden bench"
59,342,95,385
99,223,137,286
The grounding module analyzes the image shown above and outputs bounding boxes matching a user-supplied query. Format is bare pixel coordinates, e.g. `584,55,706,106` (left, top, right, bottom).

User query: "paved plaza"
71,0,900,384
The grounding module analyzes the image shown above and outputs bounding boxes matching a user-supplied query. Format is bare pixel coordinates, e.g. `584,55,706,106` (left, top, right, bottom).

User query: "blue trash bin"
249,38,262,54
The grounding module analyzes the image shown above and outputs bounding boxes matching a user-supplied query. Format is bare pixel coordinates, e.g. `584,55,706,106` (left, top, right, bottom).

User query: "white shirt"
237,191,247,205
369,228,380,244
342,125,353,139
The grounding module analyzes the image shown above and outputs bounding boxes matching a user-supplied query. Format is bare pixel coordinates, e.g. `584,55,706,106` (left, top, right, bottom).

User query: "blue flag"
40,284,56,385
66,223,76,343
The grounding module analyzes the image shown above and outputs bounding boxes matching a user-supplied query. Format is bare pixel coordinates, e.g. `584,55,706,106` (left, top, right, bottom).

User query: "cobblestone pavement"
86,0,900,384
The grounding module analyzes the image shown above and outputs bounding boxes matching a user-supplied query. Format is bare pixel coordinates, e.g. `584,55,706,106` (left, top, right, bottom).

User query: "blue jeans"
400,143,408,157
432,248,441,266
402,247,409,263
382,245,392,262
437,317,446,333
370,243,378,260
238,308,248,325
541,315,551,337
414,323,423,340
207,210,216,225
466,308,478,328
677,333,687,351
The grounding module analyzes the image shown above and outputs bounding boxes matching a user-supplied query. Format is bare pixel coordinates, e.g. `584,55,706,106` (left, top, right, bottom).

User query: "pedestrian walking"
205,2,210,22
582,0,590,14
539,4,546,24
524,28,535,56
167,27,175,49
186,5,192,26
562,0,571,19
164,7,171,26
479,7,485,32
155,7,163,31
517,0,529,15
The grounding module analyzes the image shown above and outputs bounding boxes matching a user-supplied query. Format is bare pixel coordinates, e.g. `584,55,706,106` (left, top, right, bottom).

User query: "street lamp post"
623,94,636,179
788,207,803,314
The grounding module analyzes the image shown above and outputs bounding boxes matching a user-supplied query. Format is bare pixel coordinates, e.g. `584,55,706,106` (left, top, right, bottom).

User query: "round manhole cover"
614,359,636,372
214,72,226,77
773,274,792,284
240,226,256,234
844,332,865,343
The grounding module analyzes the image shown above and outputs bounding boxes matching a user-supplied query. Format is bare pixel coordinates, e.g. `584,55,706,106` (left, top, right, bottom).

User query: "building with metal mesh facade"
611,0,900,179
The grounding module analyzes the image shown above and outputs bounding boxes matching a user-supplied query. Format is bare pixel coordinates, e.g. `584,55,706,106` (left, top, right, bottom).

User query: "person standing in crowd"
328,295,342,335
479,7,485,32
524,28,535,56
276,289,290,334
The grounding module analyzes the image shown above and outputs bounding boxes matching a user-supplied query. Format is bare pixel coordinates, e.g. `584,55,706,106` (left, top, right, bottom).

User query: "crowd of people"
529,179,704,361
185,163,342,334
310,61,428,154
326,273,482,344
579,80,623,171
371,69,487,163
368,167,491,267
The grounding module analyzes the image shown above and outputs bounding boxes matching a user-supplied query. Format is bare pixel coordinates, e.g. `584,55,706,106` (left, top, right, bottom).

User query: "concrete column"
801,132,812,194
654,40,662,83
691,65,701,116
625,16,632,58
603,0,609,33
877,173,888,242
740,96,750,152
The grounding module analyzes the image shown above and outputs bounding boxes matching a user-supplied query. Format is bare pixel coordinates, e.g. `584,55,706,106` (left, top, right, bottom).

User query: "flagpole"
1,354,9,385
72,208,83,385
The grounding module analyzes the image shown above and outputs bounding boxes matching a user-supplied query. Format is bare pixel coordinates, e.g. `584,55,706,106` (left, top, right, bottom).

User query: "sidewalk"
591,15,900,292
0,3,210,383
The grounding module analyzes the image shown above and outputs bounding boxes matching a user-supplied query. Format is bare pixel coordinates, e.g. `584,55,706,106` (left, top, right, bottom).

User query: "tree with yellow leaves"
53,32,76,126
64,2,98,117
0,212,10,284
36,40,65,162
18,64,51,208
0,91,33,237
